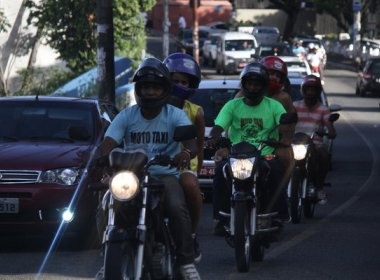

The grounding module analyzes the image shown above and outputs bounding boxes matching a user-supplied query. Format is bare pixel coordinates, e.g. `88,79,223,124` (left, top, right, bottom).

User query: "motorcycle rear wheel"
234,201,251,273
289,169,303,224
303,199,316,218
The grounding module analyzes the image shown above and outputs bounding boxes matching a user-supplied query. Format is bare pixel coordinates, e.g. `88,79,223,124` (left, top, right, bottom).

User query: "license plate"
200,166,215,176
0,198,19,213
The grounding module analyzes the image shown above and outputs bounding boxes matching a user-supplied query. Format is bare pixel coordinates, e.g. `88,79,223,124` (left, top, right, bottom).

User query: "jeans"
213,157,288,221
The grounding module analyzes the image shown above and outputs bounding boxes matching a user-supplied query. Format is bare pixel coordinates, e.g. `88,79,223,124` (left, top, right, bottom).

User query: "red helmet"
301,74,322,96
259,56,288,92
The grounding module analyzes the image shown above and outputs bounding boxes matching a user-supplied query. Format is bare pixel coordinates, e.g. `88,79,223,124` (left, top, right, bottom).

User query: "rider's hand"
173,150,191,170
204,136,219,149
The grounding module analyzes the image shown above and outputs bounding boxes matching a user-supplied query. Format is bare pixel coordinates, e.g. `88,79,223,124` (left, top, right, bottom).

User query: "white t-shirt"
178,16,186,29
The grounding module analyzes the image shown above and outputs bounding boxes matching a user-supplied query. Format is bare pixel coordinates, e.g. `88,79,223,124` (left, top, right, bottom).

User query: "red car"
0,96,117,246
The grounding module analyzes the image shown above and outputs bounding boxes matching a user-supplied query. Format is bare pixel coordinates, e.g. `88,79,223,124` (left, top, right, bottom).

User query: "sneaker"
179,263,201,280
317,190,327,205
213,220,226,237
192,234,202,263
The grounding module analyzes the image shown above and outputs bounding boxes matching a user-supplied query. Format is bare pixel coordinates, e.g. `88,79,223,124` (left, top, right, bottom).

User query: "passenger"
163,53,205,263
95,57,201,279
293,74,336,205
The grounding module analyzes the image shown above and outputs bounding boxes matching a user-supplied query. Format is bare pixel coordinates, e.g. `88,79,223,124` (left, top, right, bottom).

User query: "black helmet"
239,62,269,102
132,57,172,109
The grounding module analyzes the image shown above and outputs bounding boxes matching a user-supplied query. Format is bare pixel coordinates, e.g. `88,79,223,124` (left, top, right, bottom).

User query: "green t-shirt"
214,96,286,155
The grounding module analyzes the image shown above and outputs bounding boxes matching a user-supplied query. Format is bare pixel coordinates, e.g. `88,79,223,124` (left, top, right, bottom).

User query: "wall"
235,9,288,33
149,0,232,35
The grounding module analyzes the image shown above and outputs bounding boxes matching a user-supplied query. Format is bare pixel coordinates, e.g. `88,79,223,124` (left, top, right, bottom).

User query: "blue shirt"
105,104,191,176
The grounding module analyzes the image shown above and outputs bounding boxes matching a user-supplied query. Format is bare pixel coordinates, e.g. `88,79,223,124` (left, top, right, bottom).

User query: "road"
0,65,380,279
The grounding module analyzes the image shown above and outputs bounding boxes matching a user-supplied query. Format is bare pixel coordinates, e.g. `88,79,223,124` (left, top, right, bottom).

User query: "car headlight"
40,168,80,185
292,144,308,160
230,158,255,180
226,56,235,64
110,171,139,201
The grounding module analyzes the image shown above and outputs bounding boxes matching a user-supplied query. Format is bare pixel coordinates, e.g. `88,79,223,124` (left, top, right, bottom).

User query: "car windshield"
190,88,239,126
0,101,95,142
225,40,255,51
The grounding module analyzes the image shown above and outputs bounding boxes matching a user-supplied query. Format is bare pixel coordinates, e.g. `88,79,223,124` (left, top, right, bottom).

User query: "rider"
293,74,336,204
234,56,295,219
163,52,205,263
208,62,293,235
95,57,201,279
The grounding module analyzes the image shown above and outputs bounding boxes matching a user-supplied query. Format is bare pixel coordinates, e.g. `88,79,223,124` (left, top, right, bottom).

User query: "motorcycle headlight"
110,171,139,201
40,168,80,185
292,144,308,160
230,158,255,180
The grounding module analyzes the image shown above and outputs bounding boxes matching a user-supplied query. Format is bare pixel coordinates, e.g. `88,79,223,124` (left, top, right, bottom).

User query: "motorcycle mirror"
279,112,298,125
173,125,196,142
329,104,342,112
329,113,340,122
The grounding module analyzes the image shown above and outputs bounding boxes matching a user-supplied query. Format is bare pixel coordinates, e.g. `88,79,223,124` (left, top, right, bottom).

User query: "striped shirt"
293,100,330,145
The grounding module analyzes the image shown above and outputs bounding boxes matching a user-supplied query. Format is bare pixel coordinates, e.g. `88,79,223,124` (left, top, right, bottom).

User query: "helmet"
301,74,322,106
132,57,172,109
301,74,322,94
259,56,288,92
308,43,316,50
239,62,269,102
163,53,201,100
163,53,201,88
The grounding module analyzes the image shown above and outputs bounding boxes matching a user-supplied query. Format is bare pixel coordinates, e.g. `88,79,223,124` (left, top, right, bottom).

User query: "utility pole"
192,0,199,63
96,0,115,104
352,0,361,54
163,0,170,58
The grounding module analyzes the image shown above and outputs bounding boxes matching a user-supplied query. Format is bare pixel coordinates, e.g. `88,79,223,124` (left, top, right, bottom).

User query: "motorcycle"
92,125,196,280
287,113,340,223
217,112,298,273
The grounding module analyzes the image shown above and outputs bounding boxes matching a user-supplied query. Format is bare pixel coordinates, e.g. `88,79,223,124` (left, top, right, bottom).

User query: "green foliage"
0,8,11,33
15,67,75,96
25,0,156,75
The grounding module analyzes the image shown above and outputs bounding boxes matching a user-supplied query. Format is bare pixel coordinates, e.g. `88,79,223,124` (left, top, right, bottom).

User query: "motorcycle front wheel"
103,242,136,280
289,169,303,224
234,200,251,273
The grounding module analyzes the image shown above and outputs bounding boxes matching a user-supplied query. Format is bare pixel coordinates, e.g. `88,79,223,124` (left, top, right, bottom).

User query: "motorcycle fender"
105,227,129,243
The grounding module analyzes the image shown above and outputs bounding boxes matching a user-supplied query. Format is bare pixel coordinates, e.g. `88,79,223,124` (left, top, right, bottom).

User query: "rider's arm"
325,121,336,139
94,136,119,159
209,125,224,143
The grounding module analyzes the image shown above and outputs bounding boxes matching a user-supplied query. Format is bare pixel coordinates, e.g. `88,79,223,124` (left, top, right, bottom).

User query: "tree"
25,0,156,75
268,0,379,40
0,8,10,33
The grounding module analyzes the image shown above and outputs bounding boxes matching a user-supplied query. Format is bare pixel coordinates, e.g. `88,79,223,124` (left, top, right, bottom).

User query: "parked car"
279,55,312,77
189,79,240,196
202,33,225,67
0,96,118,247
176,26,213,56
353,38,380,69
356,57,380,96
215,31,258,74
251,26,281,45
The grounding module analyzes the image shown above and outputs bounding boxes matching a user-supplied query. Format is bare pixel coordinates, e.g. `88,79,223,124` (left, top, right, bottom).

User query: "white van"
215,32,258,74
